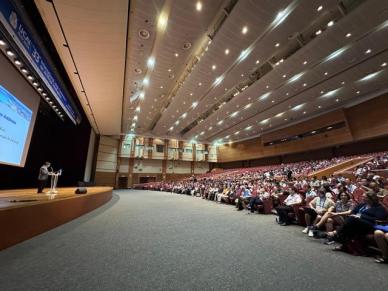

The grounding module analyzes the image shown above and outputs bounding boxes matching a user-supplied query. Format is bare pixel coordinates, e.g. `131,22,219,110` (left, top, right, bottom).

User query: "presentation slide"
0,85,32,166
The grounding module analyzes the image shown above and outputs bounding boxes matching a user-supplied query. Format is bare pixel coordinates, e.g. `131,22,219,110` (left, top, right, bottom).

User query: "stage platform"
0,187,113,250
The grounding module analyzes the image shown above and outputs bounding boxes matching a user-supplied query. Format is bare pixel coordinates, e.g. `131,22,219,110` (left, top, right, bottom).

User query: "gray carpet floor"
0,190,387,291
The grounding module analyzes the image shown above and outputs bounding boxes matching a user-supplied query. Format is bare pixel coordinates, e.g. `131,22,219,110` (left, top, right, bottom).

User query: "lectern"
47,169,62,195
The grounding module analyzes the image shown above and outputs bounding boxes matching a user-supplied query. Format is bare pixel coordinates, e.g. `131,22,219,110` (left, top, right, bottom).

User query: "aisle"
0,190,386,291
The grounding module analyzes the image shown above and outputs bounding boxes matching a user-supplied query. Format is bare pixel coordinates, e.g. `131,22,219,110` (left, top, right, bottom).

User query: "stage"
0,187,113,250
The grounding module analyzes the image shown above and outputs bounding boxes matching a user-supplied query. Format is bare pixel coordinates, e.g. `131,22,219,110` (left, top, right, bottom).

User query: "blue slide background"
0,84,32,166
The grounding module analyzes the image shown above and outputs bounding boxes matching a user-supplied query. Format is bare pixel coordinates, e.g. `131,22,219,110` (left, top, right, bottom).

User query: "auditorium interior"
1,0,388,290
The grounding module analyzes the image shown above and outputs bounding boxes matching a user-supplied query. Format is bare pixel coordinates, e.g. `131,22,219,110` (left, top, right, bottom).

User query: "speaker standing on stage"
37,162,51,193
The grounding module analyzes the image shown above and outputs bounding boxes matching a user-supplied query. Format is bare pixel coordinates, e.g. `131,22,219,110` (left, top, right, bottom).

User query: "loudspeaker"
75,187,87,194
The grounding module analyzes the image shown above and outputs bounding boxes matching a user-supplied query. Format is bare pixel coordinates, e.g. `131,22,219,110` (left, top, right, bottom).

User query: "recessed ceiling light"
169,126,174,131
225,48,229,55
320,90,324,94
212,65,216,70
241,74,244,77
324,72,328,75
217,120,223,125
140,92,145,99
245,126,252,131
275,43,280,47
282,74,287,78
14,59,22,66
346,33,352,38
136,106,140,112
275,112,284,118
303,83,307,87
356,90,360,94
341,81,345,85
174,53,179,57
133,115,138,120
209,126,213,130
21,68,28,74
336,99,339,102
157,11,168,32
0,39,6,46
256,60,260,64
198,82,202,86
303,60,308,65
143,78,149,86
292,104,304,111
317,5,323,12
27,75,34,80
182,112,187,118
286,92,289,96
271,100,275,103
365,49,372,54
192,101,198,108
244,103,252,109
315,30,322,35
32,81,38,86
327,20,334,27
37,87,43,92
42,92,47,97
234,131,240,135
381,62,387,67
147,56,155,69
168,68,172,72
318,105,322,109
303,111,307,114
242,26,248,34
196,1,202,11
6,50,14,56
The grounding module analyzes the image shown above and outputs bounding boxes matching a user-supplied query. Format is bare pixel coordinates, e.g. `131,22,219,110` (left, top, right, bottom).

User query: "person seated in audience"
275,189,302,226
333,191,388,252
247,188,270,213
236,186,251,210
303,188,335,236
374,226,388,264
305,185,317,199
314,192,354,235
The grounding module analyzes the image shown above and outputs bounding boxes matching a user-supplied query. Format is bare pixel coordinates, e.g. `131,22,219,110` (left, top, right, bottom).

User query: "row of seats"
135,151,388,263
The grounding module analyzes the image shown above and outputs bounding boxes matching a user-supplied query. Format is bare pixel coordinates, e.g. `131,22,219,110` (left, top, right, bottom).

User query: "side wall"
217,94,388,164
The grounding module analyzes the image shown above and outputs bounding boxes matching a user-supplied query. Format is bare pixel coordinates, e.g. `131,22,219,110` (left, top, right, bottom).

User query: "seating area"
135,151,388,263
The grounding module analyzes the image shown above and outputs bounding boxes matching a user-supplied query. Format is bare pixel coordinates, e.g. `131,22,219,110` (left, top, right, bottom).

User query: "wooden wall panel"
262,109,347,144
218,94,388,163
346,93,388,141
95,172,116,187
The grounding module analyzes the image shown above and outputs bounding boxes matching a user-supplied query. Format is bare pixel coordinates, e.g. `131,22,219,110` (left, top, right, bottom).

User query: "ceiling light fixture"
259,92,271,101
143,78,149,86
225,48,229,55
174,52,179,57
217,120,223,126
242,26,248,34
346,33,352,38
157,11,168,32
303,60,308,65
196,1,202,11
244,103,252,109
147,56,155,69
275,43,280,47
245,126,252,131
0,39,6,46
136,106,140,112
317,5,323,12
359,70,382,82
275,112,284,117
6,50,14,56
192,101,198,108
292,104,304,111
365,49,372,54
260,119,269,124
381,62,387,67
181,113,187,119
256,60,260,64
327,20,334,27
315,30,322,35
212,65,216,70
234,131,240,135
27,75,34,80
14,59,22,66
